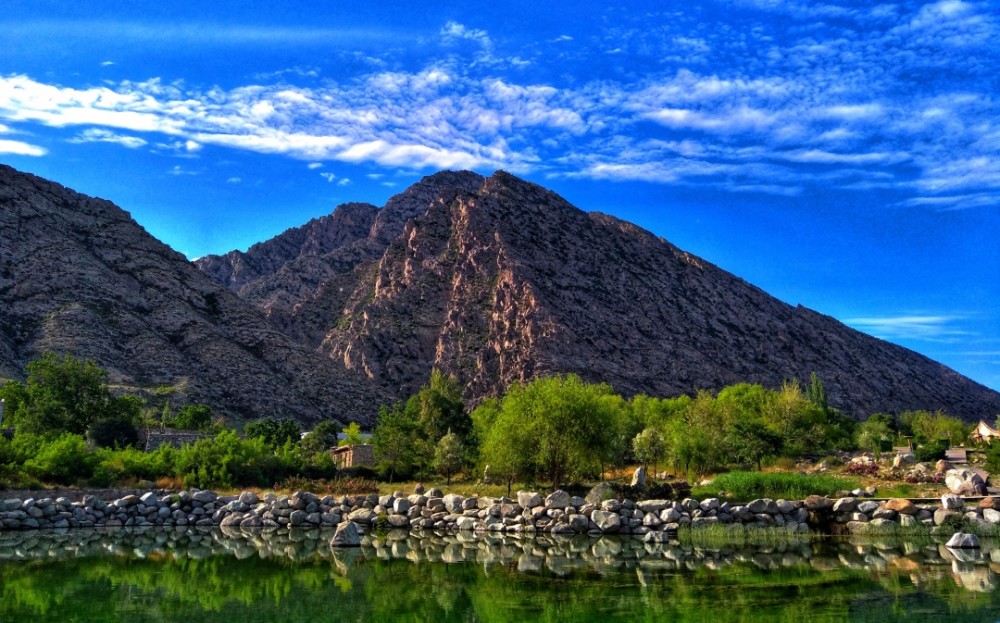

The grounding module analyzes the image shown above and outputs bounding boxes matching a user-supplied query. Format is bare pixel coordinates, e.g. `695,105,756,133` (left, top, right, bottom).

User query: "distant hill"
196,170,1000,420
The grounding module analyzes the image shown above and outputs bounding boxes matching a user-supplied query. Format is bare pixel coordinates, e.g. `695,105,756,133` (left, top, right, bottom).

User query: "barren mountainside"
0,164,379,424
197,170,1000,420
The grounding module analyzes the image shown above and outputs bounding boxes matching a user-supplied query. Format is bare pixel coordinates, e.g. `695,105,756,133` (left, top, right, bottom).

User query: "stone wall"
0,488,996,538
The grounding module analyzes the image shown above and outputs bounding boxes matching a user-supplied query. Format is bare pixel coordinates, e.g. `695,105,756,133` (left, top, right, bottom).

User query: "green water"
2,528,1000,622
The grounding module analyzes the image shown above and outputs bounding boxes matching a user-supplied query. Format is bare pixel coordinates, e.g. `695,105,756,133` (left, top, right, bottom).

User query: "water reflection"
1,526,998,593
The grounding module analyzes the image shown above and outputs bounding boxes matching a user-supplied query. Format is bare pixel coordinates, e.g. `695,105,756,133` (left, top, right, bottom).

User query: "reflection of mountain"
197,170,1000,420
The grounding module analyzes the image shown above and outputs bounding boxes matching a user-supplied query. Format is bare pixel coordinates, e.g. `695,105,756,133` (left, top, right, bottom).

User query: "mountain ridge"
198,169,1000,420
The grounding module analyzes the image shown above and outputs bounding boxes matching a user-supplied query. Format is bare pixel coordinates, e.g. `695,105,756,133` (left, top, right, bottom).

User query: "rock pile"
2,487,998,537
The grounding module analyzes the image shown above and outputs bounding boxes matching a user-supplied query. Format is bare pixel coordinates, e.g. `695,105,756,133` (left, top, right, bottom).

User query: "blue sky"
1,0,997,393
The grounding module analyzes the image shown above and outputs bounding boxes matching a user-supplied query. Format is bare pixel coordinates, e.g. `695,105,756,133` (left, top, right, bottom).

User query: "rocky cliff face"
0,164,379,424
198,170,1000,420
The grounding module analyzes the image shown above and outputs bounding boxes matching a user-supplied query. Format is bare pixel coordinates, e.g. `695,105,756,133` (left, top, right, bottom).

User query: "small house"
331,444,375,469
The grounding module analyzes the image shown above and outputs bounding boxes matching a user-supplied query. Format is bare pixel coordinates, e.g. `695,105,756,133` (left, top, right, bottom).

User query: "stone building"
331,444,375,469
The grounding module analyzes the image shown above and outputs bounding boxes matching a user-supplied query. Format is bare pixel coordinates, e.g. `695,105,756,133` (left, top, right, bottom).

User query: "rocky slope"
0,164,379,424
197,170,1000,420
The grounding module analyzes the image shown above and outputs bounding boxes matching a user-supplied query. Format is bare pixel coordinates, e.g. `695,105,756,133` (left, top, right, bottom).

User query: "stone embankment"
2,487,998,540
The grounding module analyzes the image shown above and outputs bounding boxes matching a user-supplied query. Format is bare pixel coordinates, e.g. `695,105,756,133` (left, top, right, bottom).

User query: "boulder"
631,466,647,488
892,452,917,468
945,469,987,496
330,522,361,547
935,459,954,473
884,499,916,515
591,510,622,533
832,497,857,514
804,495,833,511
941,494,965,510
518,491,543,509
584,483,616,505
545,490,571,509
980,497,1000,511
946,532,981,549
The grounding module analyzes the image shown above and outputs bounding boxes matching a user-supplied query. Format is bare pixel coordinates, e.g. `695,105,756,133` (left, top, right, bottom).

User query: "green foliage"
87,415,140,449
632,427,666,471
300,420,341,454
477,374,621,490
339,421,364,447
434,430,465,485
23,433,97,484
243,418,301,448
372,402,416,482
901,410,968,446
913,439,948,462
0,353,142,438
855,417,893,459
725,420,783,471
170,404,214,432
697,471,860,501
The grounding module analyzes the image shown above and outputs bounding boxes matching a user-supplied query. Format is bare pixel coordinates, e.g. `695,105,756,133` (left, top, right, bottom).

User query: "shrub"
23,433,97,484
845,462,879,477
913,440,948,463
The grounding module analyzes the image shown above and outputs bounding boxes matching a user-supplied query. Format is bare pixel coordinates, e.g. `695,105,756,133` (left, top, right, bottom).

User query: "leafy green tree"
725,420,784,471
1,353,123,435
434,430,465,485
632,427,666,473
901,410,968,447
856,417,893,459
372,402,417,482
300,420,341,454
478,375,619,490
339,421,364,447
477,401,534,497
243,418,301,448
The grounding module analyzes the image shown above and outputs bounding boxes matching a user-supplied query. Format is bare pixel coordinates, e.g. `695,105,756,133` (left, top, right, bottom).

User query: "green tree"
725,419,783,471
300,420,341,454
1,353,119,435
339,421,364,447
243,418,301,448
434,430,465,485
856,417,893,459
478,375,619,490
372,402,417,482
632,427,666,473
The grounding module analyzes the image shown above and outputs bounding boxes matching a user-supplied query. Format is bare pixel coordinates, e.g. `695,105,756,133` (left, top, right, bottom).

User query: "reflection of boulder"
951,561,996,592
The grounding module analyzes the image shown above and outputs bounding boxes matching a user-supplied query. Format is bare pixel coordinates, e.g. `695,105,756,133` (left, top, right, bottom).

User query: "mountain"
0,164,379,424
196,170,1000,420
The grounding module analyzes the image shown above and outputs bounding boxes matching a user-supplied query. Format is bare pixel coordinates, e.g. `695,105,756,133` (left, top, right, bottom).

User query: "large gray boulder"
945,469,987,496
331,522,361,547
946,532,981,549
545,490,571,509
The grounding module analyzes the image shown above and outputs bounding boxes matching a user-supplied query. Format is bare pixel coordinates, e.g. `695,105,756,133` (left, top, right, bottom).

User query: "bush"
23,433,97,484
88,416,140,449
845,462,879,477
913,440,948,463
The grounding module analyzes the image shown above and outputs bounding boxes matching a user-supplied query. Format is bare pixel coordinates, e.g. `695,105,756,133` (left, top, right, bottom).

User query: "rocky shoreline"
3,486,999,543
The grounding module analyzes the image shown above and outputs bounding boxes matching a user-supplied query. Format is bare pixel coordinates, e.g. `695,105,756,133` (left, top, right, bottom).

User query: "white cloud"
0,138,46,156
307,162,323,169
846,314,972,342
226,177,241,184
68,128,147,148
337,178,351,186
319,172,336,182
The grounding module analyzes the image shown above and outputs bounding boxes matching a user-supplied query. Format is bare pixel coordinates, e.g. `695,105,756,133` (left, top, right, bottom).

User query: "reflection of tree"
3,533,1000,622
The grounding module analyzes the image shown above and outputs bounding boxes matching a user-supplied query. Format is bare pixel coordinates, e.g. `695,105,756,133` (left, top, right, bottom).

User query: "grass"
693,470,861,502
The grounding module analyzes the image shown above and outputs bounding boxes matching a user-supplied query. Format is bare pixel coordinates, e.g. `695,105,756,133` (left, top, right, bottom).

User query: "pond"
2,527,1000,622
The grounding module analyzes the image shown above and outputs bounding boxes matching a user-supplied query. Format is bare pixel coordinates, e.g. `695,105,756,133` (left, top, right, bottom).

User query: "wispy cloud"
846,314,973,342
0,3,997,203
68,128,147,148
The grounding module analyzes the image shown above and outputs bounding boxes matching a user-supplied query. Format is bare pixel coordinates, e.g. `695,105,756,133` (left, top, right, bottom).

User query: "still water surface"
2,527,1000,622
